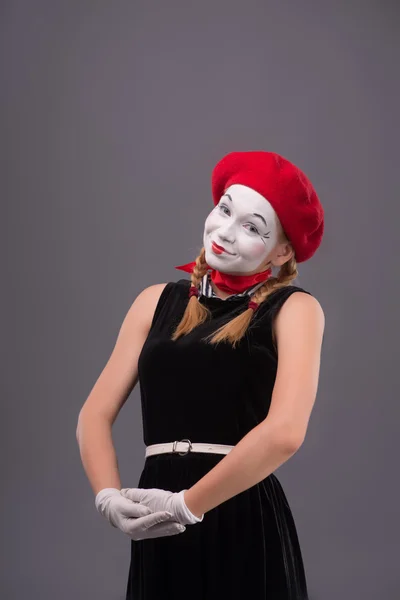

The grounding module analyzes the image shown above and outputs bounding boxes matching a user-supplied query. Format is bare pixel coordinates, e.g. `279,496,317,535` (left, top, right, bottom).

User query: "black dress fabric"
126,278,312,600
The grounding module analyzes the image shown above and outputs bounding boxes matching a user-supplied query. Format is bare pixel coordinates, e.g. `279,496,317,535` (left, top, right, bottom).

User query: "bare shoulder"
273,291,325,349
267,292,325,443
279,290,325,319
131,282,169,331
77,282,169,424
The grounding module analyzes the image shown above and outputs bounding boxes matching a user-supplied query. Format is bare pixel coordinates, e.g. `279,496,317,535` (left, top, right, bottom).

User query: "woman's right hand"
95,488,186,541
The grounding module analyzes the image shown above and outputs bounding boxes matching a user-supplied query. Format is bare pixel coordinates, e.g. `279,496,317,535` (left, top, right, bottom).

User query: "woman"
76,150,325,599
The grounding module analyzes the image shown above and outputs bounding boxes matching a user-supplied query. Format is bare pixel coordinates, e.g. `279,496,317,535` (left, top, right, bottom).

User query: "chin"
203,250,219,271
205,252,235,273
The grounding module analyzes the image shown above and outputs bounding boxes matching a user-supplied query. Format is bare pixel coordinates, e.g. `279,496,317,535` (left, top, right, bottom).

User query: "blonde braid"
171,248,298,349
170,247,211,341
202,254,298,349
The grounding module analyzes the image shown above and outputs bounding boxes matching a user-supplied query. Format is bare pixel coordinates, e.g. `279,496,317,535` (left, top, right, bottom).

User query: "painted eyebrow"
222,193,268,227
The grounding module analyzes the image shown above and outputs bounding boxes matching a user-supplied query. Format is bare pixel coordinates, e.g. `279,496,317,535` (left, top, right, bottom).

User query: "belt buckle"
172,438,192,456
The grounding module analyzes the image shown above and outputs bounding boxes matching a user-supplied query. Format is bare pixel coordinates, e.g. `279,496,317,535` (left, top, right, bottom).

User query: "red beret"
211,151,324,263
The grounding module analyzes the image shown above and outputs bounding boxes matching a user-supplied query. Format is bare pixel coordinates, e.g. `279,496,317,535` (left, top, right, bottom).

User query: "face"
203,184,283,274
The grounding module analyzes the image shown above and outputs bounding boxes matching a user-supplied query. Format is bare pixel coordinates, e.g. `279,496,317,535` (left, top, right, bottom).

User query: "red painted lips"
211,241,229,254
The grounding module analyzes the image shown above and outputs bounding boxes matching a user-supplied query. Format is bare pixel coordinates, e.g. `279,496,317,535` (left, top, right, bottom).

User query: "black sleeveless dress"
126,278,311,600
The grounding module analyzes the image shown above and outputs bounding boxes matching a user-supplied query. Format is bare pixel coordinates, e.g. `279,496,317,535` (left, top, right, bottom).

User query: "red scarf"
175,261,272,295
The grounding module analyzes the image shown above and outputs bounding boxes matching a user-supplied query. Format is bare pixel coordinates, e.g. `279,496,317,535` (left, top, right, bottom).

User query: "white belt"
145,439,234,457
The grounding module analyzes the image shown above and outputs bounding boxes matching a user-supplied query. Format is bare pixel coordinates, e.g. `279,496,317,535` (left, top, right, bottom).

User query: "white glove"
120,487,204,526
95,488,186,541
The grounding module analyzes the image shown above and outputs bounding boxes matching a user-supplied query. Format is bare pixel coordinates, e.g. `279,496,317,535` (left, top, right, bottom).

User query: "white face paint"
203,184,282,274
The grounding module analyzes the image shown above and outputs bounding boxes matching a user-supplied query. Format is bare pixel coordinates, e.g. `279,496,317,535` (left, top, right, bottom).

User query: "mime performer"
77,150,325,600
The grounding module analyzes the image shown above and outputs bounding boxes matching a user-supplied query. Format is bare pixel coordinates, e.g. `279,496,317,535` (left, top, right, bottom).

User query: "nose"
217,222,235,244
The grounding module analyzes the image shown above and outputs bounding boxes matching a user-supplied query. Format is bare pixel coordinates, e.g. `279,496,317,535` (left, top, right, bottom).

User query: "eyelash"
218,204,261,235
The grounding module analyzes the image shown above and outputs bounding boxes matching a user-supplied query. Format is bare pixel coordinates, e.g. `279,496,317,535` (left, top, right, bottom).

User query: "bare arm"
184,291,325,518
76,283,168,496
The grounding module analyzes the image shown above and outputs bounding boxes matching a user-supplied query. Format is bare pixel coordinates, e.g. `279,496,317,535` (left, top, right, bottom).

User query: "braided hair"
171,245,298,349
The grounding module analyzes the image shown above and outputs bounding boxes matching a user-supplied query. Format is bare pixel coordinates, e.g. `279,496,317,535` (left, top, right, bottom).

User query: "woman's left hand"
120,487,204,526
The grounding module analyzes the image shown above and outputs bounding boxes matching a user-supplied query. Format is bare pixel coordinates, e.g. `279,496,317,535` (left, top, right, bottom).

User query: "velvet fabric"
126,278,312,600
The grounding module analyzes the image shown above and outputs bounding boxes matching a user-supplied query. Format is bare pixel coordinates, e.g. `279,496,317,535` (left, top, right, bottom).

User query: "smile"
211,240,234,255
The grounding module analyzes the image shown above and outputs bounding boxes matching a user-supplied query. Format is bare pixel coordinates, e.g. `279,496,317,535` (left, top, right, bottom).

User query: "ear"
272,242,294,267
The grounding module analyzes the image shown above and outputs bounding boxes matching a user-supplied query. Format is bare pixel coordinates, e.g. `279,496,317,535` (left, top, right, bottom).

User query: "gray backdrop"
2,1,399,599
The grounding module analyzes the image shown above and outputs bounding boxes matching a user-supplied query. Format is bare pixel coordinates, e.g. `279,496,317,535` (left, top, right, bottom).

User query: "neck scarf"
174,261,272,295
